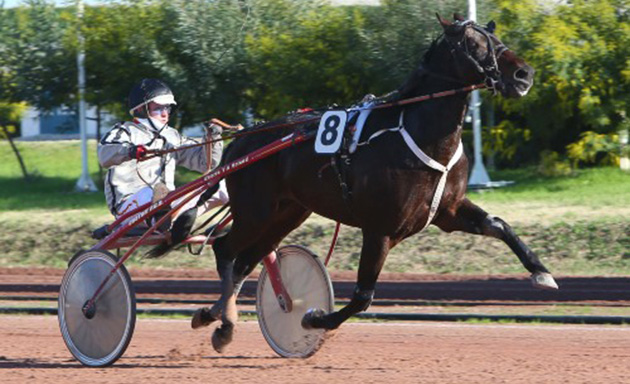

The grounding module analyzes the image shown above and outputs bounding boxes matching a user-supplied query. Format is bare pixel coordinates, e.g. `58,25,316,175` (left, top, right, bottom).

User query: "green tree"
155,0,250,125
360,0,468,95
489,0,630,165
244,0,468,119
245,0,367,117
4,0,76,110
82,0,163,122
0,102,29,180
0,5,17,101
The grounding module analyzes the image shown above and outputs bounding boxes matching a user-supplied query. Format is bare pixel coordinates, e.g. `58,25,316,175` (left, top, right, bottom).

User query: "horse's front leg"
434,198,558,290
303,231,390,330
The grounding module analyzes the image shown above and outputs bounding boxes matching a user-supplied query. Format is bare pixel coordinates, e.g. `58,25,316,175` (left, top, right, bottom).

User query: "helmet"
128,78,177,117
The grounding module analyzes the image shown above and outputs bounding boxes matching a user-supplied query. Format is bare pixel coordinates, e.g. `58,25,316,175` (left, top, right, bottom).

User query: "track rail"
2,295,630,308
3,276,630,302
2,306,629,325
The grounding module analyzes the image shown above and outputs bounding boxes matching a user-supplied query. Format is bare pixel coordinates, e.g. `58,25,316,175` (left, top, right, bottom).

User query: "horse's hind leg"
303,231,391,330
434,198,558,290
205,228,258,353
190,233,239,331
207,201,311,353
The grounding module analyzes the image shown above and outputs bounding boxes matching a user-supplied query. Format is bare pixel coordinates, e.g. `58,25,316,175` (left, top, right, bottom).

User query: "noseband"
445,20,509,95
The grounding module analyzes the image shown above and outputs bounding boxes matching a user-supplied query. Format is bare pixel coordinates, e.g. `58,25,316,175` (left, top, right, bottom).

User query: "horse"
192,13,558,352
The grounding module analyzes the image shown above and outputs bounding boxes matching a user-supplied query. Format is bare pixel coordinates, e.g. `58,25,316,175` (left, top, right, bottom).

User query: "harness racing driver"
98,78,230,250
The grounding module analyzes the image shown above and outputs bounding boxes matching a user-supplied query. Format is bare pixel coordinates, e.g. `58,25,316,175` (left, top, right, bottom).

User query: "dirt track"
2,316,630,383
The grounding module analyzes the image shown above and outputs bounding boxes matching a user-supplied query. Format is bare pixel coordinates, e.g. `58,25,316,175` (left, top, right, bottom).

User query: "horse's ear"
453,13,466,22
436,13,451,29
486,20,496,33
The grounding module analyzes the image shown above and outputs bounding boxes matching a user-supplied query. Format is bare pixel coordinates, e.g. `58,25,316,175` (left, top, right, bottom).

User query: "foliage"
1,0,77,110
2,0,630,169
156,0,250,125
244,0,468,119
81,0,163,120
482,120,531,162
537,150,572,177
245,0,364,117
360,0,469,95
0,101,27,133
566,131,620,167
489,0,630,165
0,6,16,101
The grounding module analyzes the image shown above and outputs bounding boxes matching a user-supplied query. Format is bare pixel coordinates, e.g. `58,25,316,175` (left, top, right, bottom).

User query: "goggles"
148,104,173,115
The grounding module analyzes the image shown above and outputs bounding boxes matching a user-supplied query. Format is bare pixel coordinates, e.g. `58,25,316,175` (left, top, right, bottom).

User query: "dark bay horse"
195,14,558,352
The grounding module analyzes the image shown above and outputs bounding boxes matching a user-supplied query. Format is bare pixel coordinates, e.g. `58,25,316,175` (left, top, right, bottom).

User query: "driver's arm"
98,123,137,168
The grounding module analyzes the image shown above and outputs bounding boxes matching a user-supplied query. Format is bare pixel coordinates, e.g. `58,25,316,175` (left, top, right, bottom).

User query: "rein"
141,83,486,160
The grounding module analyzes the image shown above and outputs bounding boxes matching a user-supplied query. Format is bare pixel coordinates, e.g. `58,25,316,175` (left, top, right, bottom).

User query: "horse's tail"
144,207,197,259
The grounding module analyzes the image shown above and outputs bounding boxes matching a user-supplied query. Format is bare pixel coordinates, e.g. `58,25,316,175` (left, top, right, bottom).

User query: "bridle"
443,20,509,95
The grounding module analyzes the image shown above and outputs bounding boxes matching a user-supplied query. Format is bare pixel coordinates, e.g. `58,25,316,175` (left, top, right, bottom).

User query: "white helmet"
128,78,177,117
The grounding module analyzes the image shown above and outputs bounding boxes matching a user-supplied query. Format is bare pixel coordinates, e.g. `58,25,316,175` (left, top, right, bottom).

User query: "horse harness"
332,106,464,231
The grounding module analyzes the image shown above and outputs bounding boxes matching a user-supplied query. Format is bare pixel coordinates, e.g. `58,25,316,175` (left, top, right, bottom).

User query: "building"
20,105,116,140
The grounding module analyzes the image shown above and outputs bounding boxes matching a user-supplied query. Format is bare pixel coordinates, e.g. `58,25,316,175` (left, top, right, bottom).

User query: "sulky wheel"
58,249,136,367
256,245,334,358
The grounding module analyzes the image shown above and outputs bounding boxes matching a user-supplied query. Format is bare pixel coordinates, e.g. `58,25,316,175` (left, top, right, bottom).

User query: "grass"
0,140,105,212
0,140,198,212
470,167,630,208
3,140,630,213
1,140,629,275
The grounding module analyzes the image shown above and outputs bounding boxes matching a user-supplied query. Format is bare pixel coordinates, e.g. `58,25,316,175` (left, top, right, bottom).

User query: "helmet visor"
152,94,176,106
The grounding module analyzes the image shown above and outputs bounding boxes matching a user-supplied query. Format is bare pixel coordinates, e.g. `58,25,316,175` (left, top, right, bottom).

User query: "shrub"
538,150,572,177
566,131,620,168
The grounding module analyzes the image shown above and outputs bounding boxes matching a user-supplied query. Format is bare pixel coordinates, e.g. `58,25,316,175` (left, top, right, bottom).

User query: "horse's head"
436,14,534,98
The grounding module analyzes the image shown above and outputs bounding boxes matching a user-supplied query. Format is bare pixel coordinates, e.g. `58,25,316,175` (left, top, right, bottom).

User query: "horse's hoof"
211,325,234,353
301,308,326,330
191,307,219,330
531,272,559,290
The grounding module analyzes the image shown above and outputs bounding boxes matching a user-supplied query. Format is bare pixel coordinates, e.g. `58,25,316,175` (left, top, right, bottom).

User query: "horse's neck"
406,74,469,150
398,53,470,141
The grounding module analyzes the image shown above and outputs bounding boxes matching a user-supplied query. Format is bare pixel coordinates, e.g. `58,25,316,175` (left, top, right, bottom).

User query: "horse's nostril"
514,67,530,80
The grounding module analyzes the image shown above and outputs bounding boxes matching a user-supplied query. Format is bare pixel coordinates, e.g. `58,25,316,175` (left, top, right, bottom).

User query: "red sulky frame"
84,128,318,315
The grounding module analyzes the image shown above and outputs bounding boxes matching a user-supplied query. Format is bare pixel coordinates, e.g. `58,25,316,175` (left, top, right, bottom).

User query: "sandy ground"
2,316,630,383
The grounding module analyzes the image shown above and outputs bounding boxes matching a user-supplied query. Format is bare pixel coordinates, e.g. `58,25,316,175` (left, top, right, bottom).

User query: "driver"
98,78,229,229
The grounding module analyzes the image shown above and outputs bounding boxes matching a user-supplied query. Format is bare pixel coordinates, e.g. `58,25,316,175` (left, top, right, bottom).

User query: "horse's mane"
422,37,441,64
396,35,444,99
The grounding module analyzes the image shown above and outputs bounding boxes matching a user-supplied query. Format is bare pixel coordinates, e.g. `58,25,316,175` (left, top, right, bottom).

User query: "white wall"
20,108,41,137
20,106,117,138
